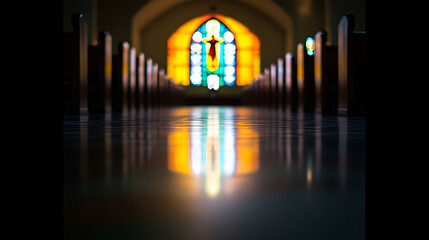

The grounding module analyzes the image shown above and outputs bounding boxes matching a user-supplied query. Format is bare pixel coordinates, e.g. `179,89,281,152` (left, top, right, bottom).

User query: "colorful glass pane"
190,18,237,88
168,14,260,86
306,37,315,56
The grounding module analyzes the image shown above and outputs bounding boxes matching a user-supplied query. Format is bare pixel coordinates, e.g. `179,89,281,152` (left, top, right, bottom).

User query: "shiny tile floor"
64,106,365,240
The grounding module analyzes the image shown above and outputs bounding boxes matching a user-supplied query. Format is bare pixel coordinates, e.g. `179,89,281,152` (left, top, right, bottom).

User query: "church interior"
2,0,424,239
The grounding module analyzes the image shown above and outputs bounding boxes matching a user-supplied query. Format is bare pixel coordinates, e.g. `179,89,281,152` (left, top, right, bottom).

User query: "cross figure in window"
203,35,224,70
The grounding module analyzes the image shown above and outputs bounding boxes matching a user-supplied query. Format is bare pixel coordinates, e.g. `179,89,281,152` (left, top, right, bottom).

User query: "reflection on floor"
64,106,365,240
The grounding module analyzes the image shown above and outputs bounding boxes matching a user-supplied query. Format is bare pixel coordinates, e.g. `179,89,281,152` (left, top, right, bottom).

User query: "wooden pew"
285,53,298,112
159,69,166,107
270,64,277,108
251,77,259,107
264,68,270,108
63,13,88,115
112,42,130,113
337,12,366,116
129,47,137,113
297,42,315,112
241,80,253,106
164,72,171,107
167,78,176,107
241,77,257,106
152,63,159,108
167,78,184,106
277,58,285,110
258,73,265,108
136,53,145,110
165,77,170,107
88,31,112,114
145,58,153,109
314,31,338,115
258,76,263,107
253,77,260,107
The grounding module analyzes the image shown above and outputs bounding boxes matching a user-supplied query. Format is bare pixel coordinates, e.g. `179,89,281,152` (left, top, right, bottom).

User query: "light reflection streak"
315,114,322,179
105,114,112,185
130,125,137,173
338,117,348,192
122,115,129,187
205,107,221,196
138,119,144,168
306,155,313,186
285,122,292,175
129,47,137,117
297,111,304,174
168,107,259,197
79,115,88,183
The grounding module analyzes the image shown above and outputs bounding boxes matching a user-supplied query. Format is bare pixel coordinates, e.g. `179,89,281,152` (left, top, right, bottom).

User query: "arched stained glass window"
190,18,237,89
168,14,260,86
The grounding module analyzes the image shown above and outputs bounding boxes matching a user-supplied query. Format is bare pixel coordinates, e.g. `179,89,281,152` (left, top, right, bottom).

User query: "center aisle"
64,106,365,240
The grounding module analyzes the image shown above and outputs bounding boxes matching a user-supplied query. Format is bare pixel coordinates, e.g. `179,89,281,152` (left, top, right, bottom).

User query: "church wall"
272,0,325,51
139,0,284,72
64,0,365,79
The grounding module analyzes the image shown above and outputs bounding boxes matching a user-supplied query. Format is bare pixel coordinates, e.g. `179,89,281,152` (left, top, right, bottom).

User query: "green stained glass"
190,18,236,88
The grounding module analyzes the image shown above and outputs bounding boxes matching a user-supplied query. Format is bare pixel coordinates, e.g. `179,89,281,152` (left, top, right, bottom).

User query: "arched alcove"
131,0,293,70
168,14,260,87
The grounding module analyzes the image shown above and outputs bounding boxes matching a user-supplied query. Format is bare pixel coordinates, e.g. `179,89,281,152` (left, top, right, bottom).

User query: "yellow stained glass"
167,14,260,86
174,50,189,65
174,67,188,85
237,51,253,66
237,67,252,85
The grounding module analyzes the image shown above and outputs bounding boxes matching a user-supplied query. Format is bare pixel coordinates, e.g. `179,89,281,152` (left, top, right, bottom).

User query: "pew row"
337,12,366,116
112,42,129,113
88,31,112,114
285,53,298,112
63,13,88,115
314,31,338,115
297,43,315,113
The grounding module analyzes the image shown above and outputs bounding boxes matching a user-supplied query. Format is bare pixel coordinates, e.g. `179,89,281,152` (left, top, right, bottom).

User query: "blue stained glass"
190,18,236,87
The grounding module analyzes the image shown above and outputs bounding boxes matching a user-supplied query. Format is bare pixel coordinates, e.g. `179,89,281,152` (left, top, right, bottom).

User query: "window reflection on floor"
168,106,259,197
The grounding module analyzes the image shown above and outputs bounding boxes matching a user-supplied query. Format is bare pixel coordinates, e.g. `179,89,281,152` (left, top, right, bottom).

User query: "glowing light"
224,66,235,76
207,74,219,90
191,120,202,175
224,31,234,42
205,107,220,197
190,44,202,53
224,54,235,65
205,19,221,37
224,75,235,84
167,14,260,86
190,74,202,85
190,18,236,87
307,167,313,184
306,37,315,56
202,34,224,72
191,54,202,65
192,31,203,43
167,107,260,197
224,44,236,54
191,66,202,73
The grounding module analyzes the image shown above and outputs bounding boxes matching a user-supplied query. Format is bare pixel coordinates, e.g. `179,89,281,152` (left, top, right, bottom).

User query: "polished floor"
63,106,365,240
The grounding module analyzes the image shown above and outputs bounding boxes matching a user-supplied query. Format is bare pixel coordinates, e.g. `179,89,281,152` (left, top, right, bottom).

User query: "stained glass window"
168,14,260,86
306,37,315,56
190,18,237,89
